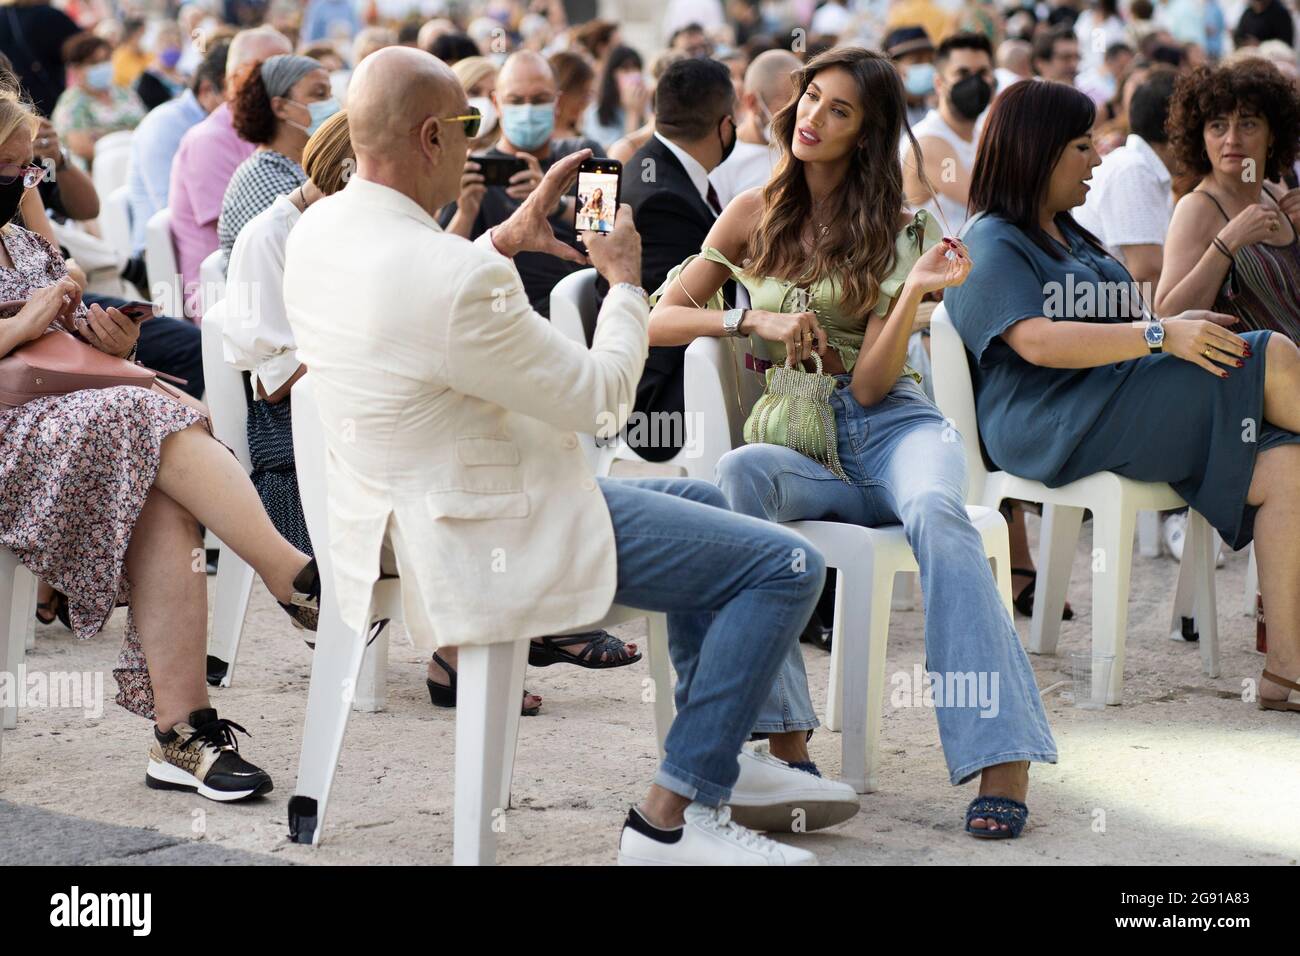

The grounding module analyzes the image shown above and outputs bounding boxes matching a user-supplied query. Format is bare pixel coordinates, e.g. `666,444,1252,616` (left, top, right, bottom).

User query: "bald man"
283,46,854,865
709,49,801,209
168,25,293,315
436,50,602,317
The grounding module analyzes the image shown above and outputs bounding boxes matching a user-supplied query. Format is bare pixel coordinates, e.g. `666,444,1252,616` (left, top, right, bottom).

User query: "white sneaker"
617,803,817,866
726,747,860,832
1163,512,1225,567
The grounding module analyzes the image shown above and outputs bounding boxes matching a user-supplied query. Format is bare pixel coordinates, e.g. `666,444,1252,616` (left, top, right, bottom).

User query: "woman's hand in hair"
905,238,972,296
742,309,827,363
1161,311,1248,378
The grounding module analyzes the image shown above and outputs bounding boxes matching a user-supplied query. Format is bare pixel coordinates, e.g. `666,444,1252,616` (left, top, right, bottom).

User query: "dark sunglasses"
0,163,45,188
440,104,482,139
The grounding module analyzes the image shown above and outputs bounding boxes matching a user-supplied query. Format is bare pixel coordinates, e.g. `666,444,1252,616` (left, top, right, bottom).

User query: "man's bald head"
745,49,801,109
227,26,291,80
348,45,462,161
997,39,1032,78
496,49,555,97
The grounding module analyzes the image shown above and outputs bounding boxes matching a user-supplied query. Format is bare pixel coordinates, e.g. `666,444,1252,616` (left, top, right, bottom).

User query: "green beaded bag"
742,346,848,481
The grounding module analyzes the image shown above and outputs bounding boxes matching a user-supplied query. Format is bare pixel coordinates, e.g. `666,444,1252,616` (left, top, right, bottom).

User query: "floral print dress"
0,225,205,719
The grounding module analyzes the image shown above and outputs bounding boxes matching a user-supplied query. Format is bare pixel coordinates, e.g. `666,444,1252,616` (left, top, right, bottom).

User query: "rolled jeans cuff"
653,760,732,807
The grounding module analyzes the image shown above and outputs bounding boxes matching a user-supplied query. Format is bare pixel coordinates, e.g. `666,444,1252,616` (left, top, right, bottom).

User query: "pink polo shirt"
167,102,255,318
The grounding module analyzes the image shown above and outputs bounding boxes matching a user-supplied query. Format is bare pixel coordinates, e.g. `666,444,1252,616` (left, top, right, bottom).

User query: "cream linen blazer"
282,176,649,650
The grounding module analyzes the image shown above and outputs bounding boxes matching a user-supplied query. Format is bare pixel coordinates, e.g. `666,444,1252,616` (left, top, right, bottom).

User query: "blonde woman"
0,89,320,801
445,55,499,239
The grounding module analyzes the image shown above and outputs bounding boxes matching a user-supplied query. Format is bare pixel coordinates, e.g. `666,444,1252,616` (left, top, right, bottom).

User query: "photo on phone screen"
574,159,621,243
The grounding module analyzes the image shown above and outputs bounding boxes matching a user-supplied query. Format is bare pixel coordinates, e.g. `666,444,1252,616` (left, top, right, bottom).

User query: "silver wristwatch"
722,307,747,337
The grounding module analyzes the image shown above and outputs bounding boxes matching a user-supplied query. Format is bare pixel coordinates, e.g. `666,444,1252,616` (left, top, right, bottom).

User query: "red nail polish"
1236,360,1245,367
1221,371,1230,378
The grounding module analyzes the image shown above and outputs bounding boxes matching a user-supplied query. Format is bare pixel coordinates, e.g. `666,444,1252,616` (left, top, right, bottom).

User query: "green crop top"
649,208,942,383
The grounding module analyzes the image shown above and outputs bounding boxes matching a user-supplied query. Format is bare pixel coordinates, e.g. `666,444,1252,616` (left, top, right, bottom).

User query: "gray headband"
259,55,319,100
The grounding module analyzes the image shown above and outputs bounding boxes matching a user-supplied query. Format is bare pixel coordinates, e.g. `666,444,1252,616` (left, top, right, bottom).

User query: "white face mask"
467,96,497,137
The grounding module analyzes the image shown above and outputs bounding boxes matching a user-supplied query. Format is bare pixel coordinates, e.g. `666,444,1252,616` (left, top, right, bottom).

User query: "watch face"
1145,322,1164,346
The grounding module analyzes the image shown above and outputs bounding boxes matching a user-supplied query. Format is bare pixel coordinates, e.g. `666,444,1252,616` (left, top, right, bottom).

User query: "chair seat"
990,469,1188,514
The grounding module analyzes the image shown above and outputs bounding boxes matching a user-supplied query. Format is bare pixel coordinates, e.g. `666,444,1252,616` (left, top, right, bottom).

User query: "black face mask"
949,75,993,121
718,117,737,164
0,177,25,226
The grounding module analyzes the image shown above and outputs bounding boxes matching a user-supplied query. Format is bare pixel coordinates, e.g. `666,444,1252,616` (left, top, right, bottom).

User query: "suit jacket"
599,136,718,460
283,176,650,649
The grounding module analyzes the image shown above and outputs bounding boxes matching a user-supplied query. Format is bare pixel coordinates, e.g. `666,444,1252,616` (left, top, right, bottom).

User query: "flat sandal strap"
1262,670,1300,693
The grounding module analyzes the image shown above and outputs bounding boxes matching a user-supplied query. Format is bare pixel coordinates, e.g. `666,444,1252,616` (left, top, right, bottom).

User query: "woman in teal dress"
946,79,1300,714
649,47,1058,838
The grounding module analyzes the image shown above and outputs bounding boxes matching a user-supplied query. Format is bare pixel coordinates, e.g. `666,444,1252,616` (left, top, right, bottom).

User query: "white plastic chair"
99,184,133,262
286,376,671,863
0,549,38,772
551,268,700,477
144,208,184,318
198,249,227,318
91,132,134,198
930,304,1220,704
197,300,257,687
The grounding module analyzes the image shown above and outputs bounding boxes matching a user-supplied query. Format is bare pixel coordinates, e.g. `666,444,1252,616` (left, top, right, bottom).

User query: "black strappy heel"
427,651,541,716
35,589,71,629
1011,568,1074,621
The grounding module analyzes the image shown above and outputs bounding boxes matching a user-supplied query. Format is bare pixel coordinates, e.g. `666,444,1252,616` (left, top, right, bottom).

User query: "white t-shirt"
708,139,781,211
902,108,979,236
1072,133,1174,265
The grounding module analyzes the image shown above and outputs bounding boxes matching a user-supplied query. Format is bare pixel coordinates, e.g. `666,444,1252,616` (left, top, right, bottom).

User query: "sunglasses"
0,163,45,188
440,104,482,139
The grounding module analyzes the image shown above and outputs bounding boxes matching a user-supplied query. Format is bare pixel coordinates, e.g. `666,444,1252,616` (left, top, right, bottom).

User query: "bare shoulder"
1171,188,1222,229
709,187,766,258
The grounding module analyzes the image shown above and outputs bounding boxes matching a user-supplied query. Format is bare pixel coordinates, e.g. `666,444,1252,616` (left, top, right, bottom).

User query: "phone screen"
575,161,620,240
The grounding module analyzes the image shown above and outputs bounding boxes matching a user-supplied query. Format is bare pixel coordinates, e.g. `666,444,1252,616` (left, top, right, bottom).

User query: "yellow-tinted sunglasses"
440,105,482,138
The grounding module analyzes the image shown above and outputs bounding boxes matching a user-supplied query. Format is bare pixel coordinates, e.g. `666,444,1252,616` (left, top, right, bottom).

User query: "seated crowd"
0,0,1297,866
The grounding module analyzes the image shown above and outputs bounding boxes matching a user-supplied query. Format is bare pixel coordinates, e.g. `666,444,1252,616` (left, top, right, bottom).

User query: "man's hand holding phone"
583,204,640,288
489,148,591,265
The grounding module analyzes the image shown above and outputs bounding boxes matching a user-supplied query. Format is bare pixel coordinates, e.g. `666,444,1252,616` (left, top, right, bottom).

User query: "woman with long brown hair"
649,46,1057,839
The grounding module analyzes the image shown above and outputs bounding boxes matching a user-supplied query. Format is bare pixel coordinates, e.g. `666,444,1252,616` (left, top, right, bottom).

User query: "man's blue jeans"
599,476,826,806
716,376,1058,785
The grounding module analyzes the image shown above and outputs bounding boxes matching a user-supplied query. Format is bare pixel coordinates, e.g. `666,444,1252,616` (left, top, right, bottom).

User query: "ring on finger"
1203,347,1213,358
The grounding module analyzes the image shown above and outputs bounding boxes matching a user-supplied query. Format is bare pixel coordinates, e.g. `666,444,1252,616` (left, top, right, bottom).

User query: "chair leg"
454,641,526,866
1244,542,1258,617
496,639,529,811
1,560,25,732
1169,514,1197,641
1189,513,1221,679
890,572,916,611
986,513,1014,615
1136,510,1162,557
207,542,254,688
1028,503,1084,655
824,565,853,733
645,613,673,761
1092,505,1138,705
837,558,893,795
286,595,370,847
351,623,388,713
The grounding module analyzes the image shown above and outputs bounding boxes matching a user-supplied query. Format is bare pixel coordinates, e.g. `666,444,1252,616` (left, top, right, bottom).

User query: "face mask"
718,116,737,164
288,97,341,137
903,63,935,98
949,74,993,120
467,96,497,137
0,177,25,226
84,61,114,91
159,46,183,70
499,102,555,151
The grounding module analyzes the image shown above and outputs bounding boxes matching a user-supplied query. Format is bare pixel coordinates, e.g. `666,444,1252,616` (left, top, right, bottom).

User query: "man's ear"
421,116,442,162
489,89,499,110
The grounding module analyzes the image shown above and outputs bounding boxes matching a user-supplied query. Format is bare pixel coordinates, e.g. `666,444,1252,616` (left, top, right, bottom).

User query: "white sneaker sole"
145,758,269,802
727,793,860,832
616,849,818,866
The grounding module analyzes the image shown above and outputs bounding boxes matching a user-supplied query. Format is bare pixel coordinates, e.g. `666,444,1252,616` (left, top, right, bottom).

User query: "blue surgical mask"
499,102,555,151
903,62,935,98
84,61,114,91
289,97,341,137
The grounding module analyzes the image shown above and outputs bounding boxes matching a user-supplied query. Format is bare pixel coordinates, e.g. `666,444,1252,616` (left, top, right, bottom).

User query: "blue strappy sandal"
965,796,1029,839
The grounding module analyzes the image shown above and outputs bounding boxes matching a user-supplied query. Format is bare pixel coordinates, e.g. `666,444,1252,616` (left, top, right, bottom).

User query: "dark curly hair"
229,59,281,146
1168,59,1300,184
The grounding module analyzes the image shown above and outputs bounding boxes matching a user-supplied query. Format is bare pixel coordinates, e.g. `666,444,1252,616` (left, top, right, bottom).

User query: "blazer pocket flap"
426,489,531,520
456,436,521,466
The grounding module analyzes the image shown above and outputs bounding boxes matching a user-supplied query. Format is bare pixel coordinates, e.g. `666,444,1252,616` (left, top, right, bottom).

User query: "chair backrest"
289,376,330,576
198,249,227,315
91,133,133,197
929,303,992,503
99,184,132,261
144,208,183,317
682,336,765,481
198,299,253,473
550,268,599,348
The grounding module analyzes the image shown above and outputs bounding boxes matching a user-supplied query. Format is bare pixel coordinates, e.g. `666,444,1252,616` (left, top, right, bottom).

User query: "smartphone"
1284,168,1299,190
473,155,528,187
113,301,157,323
574,157,621,244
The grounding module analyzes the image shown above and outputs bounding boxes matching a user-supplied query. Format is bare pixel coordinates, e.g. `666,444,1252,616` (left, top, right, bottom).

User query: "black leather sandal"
427,651,541,716
528,630,641,669
1011,568,1074,621
35,590,71,629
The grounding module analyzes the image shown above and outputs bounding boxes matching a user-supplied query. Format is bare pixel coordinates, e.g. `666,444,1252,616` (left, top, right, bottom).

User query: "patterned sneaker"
278,558,321,635
146,708,272,802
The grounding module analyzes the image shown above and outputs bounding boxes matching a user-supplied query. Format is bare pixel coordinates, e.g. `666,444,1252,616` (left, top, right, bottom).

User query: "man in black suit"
601,56,737,462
